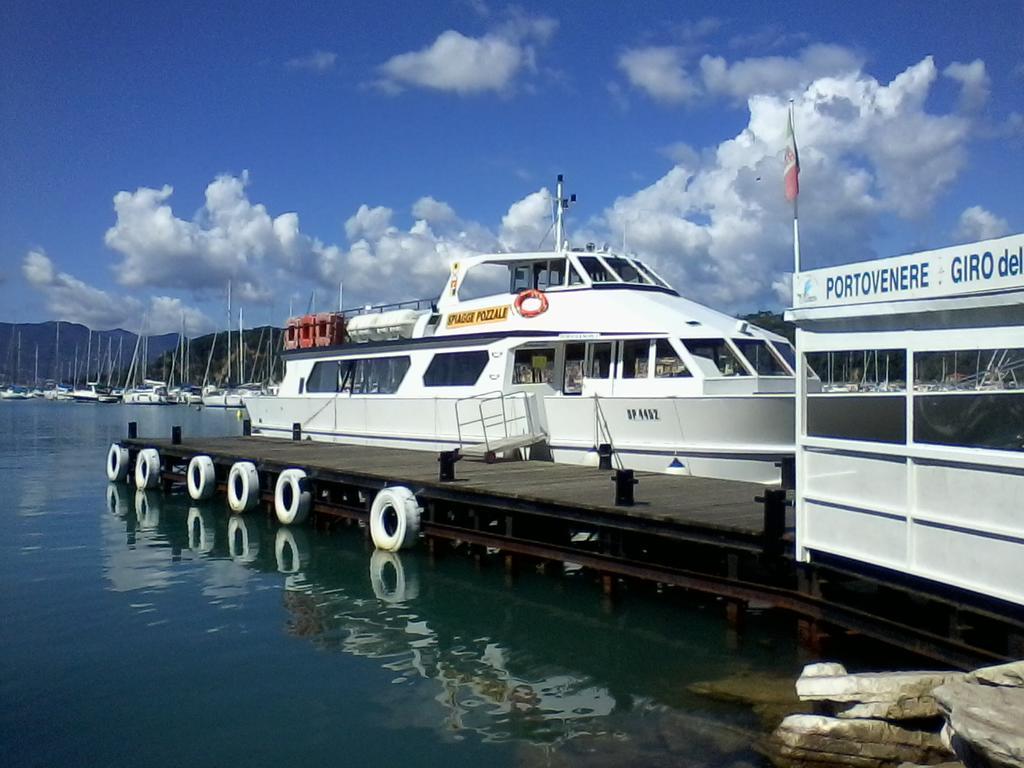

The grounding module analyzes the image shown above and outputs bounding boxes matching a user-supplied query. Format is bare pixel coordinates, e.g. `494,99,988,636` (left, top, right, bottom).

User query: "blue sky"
1,0,1021,333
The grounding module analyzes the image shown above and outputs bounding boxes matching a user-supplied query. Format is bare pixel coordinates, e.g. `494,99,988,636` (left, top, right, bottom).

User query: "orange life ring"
514,289,549,318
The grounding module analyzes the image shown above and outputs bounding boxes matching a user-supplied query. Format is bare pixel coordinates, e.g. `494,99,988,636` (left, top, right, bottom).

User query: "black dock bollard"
242,419,252,437
171,426,182,445
613,469,637,506
597,443,613,470
128,421,138,439
438,449,461,482
757,488,787,555
292,422,302,441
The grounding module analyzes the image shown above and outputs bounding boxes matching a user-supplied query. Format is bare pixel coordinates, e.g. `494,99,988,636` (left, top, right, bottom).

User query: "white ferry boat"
246,179,797,483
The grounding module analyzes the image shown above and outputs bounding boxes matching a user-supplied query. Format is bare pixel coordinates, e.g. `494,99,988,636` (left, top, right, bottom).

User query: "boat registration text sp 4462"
446,305,510,328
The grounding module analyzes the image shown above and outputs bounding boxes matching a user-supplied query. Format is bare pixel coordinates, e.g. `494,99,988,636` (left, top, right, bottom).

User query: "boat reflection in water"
101,484,801,761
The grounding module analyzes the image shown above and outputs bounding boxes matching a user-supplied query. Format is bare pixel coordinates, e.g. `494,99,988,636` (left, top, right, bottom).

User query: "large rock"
964,660,1024,688
796,663,964,720
934,677,1024,768
765,714,955,768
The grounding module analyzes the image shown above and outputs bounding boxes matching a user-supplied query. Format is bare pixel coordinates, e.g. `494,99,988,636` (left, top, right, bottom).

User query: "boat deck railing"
340,297,436,317
455,390,534,452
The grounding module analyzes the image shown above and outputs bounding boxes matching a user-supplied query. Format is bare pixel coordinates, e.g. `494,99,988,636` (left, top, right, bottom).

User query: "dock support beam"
758,489,787,556
598,443,613,470
171,426,182,445
242,419,251,437
128,421,138,439
292,422,302,441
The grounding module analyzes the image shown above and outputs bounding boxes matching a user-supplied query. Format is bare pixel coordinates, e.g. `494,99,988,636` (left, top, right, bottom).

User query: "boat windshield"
577,256,618,283
601,257,651,284
733,339,790,376
632,260,671,289
682,338,751,377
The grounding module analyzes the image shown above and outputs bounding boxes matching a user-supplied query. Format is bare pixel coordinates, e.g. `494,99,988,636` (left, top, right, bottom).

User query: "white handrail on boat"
455,390,533,453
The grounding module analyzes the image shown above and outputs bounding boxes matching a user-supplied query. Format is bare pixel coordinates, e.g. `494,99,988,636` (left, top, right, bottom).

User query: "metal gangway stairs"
454,390,546,460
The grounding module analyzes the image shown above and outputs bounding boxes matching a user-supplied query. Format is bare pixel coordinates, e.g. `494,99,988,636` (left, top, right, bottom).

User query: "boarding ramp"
455,391,546,459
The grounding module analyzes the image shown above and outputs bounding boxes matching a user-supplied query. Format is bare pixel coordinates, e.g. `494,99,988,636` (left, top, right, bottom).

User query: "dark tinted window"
587,342,613,378
773,341,796,370
423,350,489,387
513,348,554,384
683,338,750,377
307,361,340,393
578,256,616,283
807,395,906,443
655,339,690,377
621,339,650,378
915,393,1024,452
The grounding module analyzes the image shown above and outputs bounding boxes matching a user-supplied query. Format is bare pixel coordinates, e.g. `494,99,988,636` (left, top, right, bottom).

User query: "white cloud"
412,196,457,223
285,50,338,72
618,43,863,106
344,204,394,241
376,12,556,94
588,56,979,309
700,44,863,102
955,206,1010,242
617,47,698,104
499,189,552,250
104,171,309,296
943,59,991,111
22,250,213,333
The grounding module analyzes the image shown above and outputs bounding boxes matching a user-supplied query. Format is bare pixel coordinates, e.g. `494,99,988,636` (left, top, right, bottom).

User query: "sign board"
445,304,510,328
792,233,1024,309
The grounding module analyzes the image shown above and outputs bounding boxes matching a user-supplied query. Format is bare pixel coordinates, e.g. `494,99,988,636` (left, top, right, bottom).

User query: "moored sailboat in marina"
245,177,799,483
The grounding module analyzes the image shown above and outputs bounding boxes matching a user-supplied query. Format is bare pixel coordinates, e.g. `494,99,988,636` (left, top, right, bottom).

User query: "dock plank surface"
130,436,788,537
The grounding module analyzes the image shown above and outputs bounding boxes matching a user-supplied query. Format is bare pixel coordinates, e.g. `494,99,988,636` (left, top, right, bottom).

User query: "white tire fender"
134,448,161,490
187,455,217,501
227,461,260,514
274,469,311,525
369,486,422,552
106,443,129,482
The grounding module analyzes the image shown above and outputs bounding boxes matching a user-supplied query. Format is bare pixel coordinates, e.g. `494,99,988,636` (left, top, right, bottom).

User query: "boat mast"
226,280,232,387
54,321,60,384
238,307,244,385
552,174,575,252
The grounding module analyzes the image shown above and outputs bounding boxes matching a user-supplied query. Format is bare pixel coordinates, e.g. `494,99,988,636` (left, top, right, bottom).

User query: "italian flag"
784,109,800,202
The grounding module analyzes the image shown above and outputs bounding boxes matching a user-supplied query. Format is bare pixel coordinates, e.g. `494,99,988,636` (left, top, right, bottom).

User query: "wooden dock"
117,427,1024,669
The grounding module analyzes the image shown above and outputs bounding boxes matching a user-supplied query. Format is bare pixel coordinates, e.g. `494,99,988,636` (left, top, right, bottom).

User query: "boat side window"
511,265,532,293
682,338,751,377
423,350,490,387
459,263,509,301
306,361,340,393
578,256,617,283
513,347,555,384
603,257,648,284
563,343,584,394
655,339,690,377
586,342,613,378
350,356,411,394
339,360,355,393
733,339,790,376
620,339,651,378
536,260,566,289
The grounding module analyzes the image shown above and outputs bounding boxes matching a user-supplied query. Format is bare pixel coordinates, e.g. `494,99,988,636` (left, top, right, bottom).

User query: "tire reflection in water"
228,515,260,563
106,482,131,517
134,489,162,530
369,549,419,604
186,506,215,554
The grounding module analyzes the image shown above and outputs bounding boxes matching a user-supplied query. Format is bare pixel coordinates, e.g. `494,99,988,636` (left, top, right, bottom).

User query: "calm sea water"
0,400,902,767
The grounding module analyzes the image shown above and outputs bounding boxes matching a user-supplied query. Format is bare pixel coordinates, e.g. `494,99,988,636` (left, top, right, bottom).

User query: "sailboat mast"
54,322,60,383
226,281,232,386
238,307,243,385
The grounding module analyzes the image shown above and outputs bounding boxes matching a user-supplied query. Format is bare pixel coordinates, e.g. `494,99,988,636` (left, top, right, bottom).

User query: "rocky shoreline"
761,660,1024,768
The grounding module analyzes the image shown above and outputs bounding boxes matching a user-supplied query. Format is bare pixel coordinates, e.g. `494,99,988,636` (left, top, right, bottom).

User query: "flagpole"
790,100,801,275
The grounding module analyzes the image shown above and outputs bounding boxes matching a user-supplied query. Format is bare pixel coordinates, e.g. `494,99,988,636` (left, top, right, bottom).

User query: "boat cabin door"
581,341,615,397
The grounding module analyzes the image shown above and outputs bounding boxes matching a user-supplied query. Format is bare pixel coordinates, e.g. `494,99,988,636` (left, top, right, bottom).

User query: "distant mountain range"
0,320,286,387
